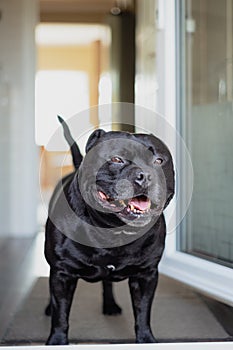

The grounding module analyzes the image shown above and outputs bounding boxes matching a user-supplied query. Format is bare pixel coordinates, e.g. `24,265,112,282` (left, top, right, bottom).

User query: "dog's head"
78,129,175,228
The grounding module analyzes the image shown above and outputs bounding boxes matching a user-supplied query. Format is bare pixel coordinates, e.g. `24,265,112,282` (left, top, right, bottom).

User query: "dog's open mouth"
98,191,152,217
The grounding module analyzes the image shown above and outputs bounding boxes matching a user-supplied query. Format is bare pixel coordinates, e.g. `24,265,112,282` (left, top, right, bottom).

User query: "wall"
107,10,135,131
0,0,38,237
135,0,158,112
135,0,174,139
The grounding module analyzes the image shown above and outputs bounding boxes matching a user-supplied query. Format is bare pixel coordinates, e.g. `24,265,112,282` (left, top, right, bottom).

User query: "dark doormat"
1,276,230,345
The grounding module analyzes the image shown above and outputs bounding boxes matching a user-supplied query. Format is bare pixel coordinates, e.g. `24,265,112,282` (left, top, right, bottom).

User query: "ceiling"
39,0,134,23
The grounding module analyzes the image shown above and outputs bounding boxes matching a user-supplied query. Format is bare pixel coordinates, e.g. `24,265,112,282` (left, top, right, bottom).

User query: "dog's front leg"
46,270,78,345
128,271,159,343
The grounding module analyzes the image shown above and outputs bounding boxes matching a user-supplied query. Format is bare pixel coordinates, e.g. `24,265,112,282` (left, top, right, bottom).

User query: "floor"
0,233,233,346
0,233,49,342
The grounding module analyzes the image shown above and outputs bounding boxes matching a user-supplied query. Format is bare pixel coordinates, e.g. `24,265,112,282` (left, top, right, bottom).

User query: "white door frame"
1,343,233,350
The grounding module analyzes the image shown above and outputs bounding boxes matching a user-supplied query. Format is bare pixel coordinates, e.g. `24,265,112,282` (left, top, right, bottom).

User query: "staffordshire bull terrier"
44,116,175,345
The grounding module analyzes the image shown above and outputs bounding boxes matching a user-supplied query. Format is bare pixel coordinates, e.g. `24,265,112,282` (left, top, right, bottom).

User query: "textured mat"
2,276,229,344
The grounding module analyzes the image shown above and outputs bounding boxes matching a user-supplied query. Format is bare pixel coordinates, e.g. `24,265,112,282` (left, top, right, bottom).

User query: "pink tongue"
129,197,150,211
99,191,107,200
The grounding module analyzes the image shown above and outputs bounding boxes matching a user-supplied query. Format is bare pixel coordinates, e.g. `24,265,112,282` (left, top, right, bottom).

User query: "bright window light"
35,70,89,148
98,73,112,130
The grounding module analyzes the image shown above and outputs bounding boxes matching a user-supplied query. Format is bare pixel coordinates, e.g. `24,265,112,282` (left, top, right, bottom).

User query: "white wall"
135,0,158,113
0,0,38,237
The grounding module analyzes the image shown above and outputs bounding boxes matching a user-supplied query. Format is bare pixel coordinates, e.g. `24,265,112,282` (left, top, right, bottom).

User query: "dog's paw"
136,331,158,343
103,302,122,315
46,332,68,345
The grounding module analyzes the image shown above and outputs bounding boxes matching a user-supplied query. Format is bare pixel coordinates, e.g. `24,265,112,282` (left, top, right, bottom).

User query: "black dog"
44,116,175,345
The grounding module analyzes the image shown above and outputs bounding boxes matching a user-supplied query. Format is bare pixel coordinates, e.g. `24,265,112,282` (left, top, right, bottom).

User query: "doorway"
35,23,111,223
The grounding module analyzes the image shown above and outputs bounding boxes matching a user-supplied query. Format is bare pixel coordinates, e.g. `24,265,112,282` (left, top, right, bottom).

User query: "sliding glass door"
178,0,233,268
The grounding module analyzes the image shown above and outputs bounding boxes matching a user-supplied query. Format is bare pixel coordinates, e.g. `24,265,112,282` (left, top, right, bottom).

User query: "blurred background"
0,0,233,344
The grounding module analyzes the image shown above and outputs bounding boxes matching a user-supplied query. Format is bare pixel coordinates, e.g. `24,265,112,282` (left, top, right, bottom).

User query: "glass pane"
179,0,233,267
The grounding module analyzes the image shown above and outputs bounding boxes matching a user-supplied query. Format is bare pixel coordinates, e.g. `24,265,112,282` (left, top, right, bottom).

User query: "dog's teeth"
130,204,135,211
133,209,137,213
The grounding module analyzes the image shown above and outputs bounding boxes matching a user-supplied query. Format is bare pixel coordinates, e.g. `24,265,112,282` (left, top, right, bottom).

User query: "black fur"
58,116,83,169
44,118,175,345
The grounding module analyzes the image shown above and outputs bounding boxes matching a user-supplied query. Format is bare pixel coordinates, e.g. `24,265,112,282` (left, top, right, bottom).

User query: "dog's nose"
135,171,152,187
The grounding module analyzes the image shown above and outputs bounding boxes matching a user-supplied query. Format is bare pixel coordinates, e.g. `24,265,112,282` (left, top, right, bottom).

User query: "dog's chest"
74,248,158,282
79,262,150,282
60,229,164,282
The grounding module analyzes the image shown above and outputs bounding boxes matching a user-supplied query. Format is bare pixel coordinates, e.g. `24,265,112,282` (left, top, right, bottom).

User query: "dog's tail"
57,115,83,169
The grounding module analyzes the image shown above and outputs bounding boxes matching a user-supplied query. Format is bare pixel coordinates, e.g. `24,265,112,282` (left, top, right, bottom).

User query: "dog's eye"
111,156,124,164
154,157,163,165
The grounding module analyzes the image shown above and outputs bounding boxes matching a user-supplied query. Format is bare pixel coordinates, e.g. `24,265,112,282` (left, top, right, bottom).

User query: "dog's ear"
86,129,106,153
